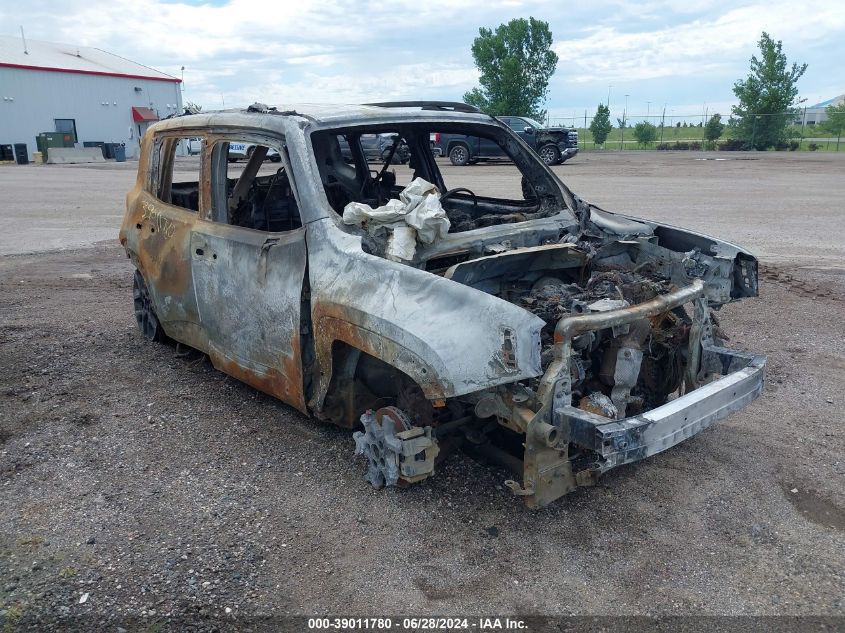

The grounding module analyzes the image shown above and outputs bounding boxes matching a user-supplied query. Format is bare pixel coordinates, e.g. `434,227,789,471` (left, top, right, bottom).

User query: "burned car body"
119,101,765,508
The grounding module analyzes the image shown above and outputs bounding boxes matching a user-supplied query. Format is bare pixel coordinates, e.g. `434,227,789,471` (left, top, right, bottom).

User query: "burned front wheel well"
319,342,436,428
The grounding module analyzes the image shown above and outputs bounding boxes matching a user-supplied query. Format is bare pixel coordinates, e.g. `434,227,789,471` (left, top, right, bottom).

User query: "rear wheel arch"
132,269,166,342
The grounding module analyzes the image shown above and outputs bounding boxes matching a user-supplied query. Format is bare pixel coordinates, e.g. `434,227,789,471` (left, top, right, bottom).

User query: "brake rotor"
377,405,412,433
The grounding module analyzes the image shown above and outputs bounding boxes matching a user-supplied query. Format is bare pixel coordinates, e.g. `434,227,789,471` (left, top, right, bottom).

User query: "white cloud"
5,0,843,111
554,2,845,83
221,63,479,107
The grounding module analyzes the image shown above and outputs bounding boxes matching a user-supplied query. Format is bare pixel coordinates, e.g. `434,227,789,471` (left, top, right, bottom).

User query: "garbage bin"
37,133,66,162
13,143,29,165
0,144,12,161
103,143,116,159
114,144,126,162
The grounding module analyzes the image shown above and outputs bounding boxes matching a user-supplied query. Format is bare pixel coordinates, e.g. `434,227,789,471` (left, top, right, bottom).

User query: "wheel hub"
353,406,440,488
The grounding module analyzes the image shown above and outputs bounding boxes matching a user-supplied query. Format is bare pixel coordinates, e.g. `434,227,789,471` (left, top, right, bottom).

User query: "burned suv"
120,101,764,508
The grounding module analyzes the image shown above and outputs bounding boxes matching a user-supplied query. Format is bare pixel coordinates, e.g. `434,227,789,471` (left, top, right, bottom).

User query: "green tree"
704,114,725,141
633,122,658,147
589,104,612,146
463,17,558,119
731,32,807,150
822,103,845,151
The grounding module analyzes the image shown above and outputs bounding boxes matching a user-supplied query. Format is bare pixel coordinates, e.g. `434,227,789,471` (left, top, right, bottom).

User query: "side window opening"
210,139,302,232
154,135,202,212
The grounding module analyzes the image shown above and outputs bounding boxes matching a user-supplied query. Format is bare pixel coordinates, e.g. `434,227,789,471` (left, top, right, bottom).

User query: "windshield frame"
307,120,578,232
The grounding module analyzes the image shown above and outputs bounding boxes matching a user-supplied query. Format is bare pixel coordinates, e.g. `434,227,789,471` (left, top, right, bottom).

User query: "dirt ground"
0,152,843,629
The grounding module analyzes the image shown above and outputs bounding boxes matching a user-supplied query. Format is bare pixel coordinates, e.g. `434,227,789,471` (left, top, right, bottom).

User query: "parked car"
119,101,764,508
185,137,202,156
227,142,281,162
339,133,410,164
435,115,579,166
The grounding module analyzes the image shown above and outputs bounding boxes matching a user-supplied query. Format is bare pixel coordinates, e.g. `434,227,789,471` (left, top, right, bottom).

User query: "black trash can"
13,143,29,165
114,144,126,162
103,143,116,159
0,144,12,161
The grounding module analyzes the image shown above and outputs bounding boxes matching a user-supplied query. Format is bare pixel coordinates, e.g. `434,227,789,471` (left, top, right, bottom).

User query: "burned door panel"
190,221,308,413
133,193,203,346
120,131,205,350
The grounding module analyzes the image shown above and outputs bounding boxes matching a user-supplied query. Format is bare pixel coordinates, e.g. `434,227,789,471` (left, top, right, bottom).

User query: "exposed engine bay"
513,259,698,417
439,232,734,418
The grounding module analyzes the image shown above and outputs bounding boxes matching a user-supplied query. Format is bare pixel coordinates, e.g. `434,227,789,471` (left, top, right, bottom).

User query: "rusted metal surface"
120,105,765,507
209,348,306,413
191,223,309,413
120,135,206,350
305,218,546,412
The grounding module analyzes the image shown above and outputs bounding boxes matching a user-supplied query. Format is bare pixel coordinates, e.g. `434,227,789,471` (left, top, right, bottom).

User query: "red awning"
132,106,159,123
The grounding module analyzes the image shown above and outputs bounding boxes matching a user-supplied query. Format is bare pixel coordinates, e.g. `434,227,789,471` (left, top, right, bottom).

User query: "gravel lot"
0,152,843,629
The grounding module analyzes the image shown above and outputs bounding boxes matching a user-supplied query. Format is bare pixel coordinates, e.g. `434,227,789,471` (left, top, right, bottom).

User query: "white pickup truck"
183,138,280,162
227,142,281,163
184,138,202,155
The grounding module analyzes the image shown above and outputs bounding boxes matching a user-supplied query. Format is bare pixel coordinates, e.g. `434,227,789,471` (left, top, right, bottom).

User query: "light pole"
622,94,629,150
647,101,651,119
798,97,808,148
750,115,761,150
607,85,612,107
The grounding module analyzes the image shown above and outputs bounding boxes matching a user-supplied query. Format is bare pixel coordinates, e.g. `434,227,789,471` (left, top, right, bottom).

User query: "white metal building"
795,94,844,127
0,35,182,160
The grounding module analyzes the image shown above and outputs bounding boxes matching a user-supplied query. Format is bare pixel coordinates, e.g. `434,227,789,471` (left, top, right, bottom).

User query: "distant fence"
546,110,841,151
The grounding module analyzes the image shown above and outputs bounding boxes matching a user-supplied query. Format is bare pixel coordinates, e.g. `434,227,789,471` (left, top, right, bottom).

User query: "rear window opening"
154,135,202,212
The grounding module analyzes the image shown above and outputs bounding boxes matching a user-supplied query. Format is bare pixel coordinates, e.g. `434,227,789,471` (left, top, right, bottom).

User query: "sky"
2,0,843,124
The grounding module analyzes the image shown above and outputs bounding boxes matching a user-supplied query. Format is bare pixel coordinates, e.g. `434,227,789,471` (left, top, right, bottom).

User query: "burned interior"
121,104,765,508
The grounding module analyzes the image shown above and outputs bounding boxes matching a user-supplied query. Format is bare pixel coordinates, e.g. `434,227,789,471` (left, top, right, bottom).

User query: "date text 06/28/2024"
307,617,527,630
